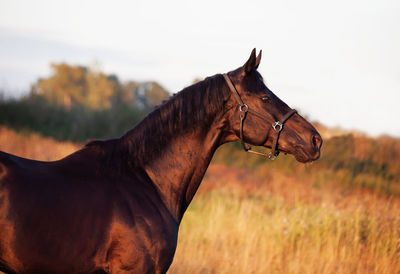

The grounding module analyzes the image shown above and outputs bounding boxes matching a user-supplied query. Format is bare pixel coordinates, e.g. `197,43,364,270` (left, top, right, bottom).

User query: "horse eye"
261,96,270,102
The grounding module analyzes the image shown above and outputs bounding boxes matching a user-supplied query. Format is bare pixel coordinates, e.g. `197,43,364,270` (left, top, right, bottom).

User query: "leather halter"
223,73,297,160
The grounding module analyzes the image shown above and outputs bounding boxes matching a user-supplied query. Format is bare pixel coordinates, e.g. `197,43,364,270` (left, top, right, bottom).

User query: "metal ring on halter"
239,104,248,112
272,121,283,132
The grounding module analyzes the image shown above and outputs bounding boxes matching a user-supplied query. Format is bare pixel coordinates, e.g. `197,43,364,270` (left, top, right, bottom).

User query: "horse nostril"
312,133,322,150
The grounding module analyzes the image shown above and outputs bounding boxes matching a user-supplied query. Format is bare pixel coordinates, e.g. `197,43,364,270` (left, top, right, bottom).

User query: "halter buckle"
272,121,283,132
239,104,248,112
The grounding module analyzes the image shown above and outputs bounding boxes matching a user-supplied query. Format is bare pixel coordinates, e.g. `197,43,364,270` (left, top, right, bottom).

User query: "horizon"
1,0,399,137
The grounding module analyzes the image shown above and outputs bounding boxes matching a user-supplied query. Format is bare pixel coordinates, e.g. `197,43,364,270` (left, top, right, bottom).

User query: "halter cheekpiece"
223,73,297,160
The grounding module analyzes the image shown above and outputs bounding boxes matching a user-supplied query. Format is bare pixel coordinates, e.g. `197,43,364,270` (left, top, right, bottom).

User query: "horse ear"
255,50,262,69
243,48,257,74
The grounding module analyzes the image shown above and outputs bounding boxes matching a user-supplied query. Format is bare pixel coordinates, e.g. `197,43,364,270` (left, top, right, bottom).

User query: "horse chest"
106,196,179,273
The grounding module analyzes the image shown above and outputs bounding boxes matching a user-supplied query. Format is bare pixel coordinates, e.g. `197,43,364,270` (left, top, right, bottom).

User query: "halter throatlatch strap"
223,73,297,160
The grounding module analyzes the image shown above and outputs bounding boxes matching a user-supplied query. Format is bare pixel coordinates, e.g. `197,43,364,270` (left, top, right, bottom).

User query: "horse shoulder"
0,151,24,272
105,173,178,273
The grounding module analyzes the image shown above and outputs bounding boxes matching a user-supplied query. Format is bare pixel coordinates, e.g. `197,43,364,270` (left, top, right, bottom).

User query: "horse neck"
116,75,231,222
143,116,225,223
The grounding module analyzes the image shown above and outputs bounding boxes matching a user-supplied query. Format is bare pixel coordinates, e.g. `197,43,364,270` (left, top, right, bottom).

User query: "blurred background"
0,0,399,273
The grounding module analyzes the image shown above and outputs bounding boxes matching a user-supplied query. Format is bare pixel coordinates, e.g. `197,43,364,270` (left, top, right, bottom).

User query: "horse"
0,49,322,273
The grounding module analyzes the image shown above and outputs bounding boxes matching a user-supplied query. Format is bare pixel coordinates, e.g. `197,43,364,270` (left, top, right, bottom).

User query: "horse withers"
0,49,322,273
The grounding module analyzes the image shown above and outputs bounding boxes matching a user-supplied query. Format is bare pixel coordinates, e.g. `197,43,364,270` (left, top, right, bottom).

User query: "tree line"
0,63,169,141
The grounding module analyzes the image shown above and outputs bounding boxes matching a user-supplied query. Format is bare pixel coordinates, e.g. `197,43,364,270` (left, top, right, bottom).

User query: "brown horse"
0,49,322,273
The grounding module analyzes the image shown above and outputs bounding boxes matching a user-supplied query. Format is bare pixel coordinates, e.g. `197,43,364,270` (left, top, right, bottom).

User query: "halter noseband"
223,73,297,160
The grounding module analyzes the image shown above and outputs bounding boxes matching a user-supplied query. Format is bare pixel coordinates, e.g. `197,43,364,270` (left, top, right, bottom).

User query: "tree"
31,63,118,110
122,81,169,109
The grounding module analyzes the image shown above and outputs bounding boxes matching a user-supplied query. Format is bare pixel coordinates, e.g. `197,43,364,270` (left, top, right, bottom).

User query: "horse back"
0,149,115,272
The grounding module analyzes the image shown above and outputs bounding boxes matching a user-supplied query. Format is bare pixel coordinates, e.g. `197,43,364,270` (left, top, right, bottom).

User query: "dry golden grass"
0,126,79,160
0,127,398,273
169,165,400,274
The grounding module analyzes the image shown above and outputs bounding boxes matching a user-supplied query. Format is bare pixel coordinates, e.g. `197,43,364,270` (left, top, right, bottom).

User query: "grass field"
0,126,78,160
169,165,400,274
0,127,399,274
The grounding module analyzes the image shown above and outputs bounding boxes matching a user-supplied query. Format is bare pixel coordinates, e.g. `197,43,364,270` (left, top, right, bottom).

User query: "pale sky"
0,0,399,137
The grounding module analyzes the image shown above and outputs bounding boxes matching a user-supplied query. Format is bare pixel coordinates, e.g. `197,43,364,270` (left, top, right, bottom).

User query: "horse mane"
85,73,229,172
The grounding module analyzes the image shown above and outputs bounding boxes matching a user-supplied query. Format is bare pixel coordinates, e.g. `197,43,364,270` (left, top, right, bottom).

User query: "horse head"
223,49,322,163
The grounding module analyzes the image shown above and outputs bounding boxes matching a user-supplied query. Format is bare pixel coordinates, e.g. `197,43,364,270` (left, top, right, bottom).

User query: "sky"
0,0,399,137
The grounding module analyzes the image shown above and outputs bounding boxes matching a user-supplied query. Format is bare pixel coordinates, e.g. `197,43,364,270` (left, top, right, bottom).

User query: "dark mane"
85,73,229,171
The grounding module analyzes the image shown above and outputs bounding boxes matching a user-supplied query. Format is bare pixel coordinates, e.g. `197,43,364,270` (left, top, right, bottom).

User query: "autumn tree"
31,63,118,109
122,81,169,109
